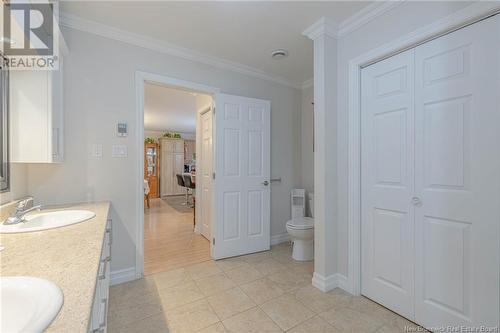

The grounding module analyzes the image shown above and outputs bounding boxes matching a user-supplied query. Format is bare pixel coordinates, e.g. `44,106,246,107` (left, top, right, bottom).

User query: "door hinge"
212,172,215,180
212,238,215,245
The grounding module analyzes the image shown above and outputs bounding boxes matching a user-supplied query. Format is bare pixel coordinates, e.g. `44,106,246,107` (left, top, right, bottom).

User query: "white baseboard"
271,233,290,246
335,273,351,293
111,267,137,286
312,272,351,293
312,272,338,292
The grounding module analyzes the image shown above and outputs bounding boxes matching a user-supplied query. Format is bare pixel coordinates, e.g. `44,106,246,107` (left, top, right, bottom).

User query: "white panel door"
200,109,213,240
414,16,500,329
214,93,270,259
361,49,415,319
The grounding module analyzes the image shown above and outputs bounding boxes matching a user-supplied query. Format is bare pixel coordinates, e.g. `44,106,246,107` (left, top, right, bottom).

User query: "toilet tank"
308,193,314,218
291,189,306,218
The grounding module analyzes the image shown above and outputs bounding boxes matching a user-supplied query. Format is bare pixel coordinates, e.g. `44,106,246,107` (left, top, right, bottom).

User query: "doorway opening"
142,80,214,276
136,71,272,278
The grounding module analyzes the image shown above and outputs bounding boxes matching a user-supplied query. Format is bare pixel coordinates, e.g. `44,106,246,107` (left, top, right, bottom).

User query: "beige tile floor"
108,243,424,332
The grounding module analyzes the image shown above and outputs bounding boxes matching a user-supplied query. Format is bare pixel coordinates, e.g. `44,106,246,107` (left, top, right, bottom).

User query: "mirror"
0,55,9,192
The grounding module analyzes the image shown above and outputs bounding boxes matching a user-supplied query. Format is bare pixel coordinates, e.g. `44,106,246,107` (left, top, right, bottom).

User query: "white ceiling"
60,1,373,87
144,82,208,133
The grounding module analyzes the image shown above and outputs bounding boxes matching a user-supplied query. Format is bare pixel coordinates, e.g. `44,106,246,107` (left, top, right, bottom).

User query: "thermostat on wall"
117,123,128,137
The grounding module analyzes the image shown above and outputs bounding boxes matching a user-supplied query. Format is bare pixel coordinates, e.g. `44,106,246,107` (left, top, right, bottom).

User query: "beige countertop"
0,201,111,332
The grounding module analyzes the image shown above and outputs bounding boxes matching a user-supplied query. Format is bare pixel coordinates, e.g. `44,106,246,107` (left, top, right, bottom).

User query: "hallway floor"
108,243,424,332
144,197,210,275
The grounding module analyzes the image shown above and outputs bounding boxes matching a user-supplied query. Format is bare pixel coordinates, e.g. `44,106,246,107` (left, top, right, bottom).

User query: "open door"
213,93,271,259
200,108,213,240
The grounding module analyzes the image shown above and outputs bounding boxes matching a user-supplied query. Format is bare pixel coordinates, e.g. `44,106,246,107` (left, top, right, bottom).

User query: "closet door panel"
414,15,500,328
361,49,415,320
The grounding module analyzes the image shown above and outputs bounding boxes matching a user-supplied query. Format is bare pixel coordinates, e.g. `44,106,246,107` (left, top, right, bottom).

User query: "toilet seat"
286,217,314,230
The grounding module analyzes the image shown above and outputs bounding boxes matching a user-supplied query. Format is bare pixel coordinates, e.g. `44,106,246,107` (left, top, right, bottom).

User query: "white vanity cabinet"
89,218,112,333
10,61,64,163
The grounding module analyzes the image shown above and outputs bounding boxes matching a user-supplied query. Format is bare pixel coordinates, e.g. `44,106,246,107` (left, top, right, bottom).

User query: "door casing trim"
135,70,219,279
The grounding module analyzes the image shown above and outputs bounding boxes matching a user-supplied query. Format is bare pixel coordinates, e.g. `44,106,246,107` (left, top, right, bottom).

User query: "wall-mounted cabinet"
10,62,64,163
8,15,67,163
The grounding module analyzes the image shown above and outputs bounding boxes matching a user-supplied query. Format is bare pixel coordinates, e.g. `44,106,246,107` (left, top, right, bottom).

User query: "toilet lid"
286,217,314,230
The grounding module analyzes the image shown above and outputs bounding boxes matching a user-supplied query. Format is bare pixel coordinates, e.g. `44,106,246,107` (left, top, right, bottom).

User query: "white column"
303,17,338,292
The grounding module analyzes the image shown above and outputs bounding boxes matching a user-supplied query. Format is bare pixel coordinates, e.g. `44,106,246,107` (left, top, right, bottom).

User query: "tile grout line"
255,302,286,332
202,294,224,332
217,266,290,332
111,246,317,332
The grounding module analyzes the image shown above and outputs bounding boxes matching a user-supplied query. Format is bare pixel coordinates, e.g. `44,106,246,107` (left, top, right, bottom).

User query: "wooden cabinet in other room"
184,140,196,163
144,143,159,198
159,138,185,196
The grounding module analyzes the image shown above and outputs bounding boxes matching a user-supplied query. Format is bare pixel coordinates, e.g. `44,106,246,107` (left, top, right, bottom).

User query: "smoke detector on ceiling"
271,49,289,60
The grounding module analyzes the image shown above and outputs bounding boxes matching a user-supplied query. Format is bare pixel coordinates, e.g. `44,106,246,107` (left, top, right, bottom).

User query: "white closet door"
361,49,415,319
414,16,500,328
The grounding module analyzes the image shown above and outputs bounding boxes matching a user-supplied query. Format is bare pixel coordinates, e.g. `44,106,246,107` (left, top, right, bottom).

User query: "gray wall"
0,164,28,205
300,85,314,215
25,27,302,272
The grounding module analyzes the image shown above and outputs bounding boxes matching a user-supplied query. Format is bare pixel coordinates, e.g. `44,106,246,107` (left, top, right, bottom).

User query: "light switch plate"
112,145,127,158
91,144,103,158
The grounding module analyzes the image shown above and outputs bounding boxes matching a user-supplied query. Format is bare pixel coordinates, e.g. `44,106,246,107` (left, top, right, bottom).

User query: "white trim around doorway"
135,71,220,279
345,2,500,296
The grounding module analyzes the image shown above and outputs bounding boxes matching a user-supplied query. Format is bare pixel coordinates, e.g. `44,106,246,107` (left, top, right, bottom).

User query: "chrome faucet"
3,197,42,225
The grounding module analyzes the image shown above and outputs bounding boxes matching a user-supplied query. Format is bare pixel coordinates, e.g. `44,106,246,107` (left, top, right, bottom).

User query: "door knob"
411,197,422,206
262,181,269,186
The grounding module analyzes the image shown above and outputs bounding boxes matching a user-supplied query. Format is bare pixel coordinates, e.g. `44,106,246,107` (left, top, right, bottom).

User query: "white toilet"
286,191,314,261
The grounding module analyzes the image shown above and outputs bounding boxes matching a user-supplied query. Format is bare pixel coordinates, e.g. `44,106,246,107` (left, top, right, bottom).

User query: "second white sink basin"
1,277,63,333
0,210,96,233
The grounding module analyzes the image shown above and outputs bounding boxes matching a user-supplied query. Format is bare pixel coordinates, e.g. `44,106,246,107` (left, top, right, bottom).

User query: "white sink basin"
0,210,96,233
1,277,63,333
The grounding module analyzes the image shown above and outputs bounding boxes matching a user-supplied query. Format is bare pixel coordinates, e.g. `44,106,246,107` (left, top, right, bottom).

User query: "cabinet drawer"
89,218,112,333
92,296,108,333
90,281,102,331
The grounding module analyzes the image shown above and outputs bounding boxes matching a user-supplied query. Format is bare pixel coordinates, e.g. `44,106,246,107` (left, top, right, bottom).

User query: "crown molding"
300,1,404,88
59,12,302,90
302,17,339,40
338,0,405,37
